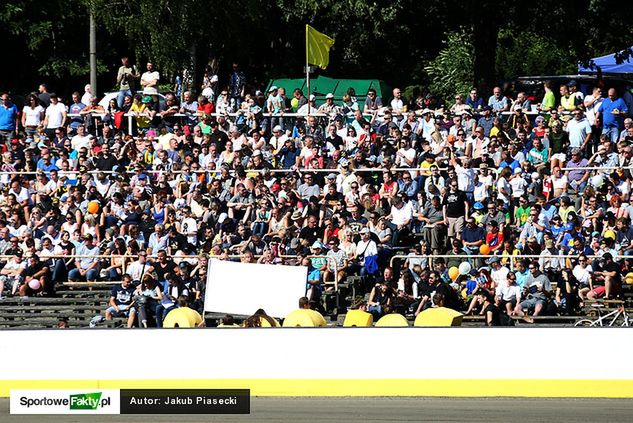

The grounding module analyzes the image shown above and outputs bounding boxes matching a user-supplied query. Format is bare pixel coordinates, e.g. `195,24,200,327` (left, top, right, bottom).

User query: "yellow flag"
306,25,335,69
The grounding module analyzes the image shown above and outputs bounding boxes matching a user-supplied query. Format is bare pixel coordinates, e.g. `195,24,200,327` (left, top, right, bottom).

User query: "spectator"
105,273,137,328
68,233,100,282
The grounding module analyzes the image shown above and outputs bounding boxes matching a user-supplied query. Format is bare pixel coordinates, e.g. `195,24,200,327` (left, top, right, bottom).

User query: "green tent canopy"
265,76,389,110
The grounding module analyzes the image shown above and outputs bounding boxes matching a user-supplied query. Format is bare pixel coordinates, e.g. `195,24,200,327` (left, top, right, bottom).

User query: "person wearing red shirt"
485,220,504,252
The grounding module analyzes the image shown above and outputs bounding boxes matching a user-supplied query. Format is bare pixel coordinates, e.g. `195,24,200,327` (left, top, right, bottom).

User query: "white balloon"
458,262,472,276
591,175,604,188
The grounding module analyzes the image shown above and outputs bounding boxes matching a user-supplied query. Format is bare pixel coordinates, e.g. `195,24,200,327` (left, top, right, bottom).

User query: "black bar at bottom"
120,389,250,414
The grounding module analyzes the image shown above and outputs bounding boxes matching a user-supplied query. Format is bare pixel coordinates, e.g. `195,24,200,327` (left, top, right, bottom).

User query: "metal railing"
389,253,628,273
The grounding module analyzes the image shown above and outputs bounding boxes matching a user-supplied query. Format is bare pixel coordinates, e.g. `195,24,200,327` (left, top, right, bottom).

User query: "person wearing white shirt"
390,88,405,117
387,194,414,247
490,261,510,289
81,84,95,106
454,158,476,201
269,126,288,153
43,94,67,139
140,62,160,89
495,271,521,315
71,125,92,152
565,110,592,149
126,252,151,283
181,207,198,246
21,95,44,138
583,87,603,127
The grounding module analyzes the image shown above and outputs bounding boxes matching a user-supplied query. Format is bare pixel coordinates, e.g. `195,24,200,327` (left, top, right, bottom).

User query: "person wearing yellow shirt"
559,84,579,112
130,94,150,130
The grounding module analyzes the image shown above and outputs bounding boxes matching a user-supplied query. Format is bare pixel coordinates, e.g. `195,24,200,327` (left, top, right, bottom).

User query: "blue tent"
578,47,633,74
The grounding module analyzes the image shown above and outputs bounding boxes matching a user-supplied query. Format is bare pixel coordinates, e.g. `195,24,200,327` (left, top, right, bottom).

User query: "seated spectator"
68,233,100,282
514,262,552,320
105,274,137,328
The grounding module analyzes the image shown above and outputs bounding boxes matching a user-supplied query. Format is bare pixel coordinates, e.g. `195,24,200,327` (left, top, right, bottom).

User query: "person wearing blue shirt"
598,88,629,142
466,88,484,112
477,106,494,137
558,224,584,253
0,93,19,144
498,150,520,172
68,92,86,135
398,172,419,201
487,87,509,112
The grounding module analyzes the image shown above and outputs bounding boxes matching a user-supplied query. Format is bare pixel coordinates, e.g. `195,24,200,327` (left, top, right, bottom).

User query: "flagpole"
306,24,310,116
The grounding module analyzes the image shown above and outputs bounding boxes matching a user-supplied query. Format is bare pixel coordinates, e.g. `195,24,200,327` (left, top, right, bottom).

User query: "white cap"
252,149,262,157
325,93,334,99
309,94,316,101
210,75,219,82
273,125,283,132
268,85,278,92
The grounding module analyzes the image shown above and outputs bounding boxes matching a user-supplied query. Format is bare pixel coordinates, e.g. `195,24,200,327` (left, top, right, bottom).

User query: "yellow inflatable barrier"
163,307,203,328
343,310,373,327
256,317,280,327
625,272,633,285
375,313,409,327
414,307,463,327
283,309,327,327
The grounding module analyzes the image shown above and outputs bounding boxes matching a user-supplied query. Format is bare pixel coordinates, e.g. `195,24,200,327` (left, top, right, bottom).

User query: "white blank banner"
204,259,307,318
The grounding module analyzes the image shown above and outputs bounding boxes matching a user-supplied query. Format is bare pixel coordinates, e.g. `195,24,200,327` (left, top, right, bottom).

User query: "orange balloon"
448,266,460,281
87,201,100,214
479,244,491,255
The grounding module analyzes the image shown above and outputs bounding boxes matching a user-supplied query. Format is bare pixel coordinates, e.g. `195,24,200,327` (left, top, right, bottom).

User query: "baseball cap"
83,233,94,240
309,94,316,101
268,85,278,92
325,93,334,99
311,240,324,250
360,228,370,235
486,256,500,265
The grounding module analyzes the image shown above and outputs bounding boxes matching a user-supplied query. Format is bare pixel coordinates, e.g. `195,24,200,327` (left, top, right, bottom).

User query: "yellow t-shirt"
130,103,150,128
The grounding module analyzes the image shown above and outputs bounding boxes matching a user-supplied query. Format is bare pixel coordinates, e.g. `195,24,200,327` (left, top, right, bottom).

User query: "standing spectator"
116,56,139,108
443,180,468,244
43,94,67,141
21,94,45,139
81,84,95,106
38,83,51,108
597,88,629,143
0,93,19,145
229,63,246,104
67,92,86,135
140,62,160,90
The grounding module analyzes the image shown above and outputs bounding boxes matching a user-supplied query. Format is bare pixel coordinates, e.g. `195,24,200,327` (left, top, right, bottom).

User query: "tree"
496,30,577,79
424,31,474,103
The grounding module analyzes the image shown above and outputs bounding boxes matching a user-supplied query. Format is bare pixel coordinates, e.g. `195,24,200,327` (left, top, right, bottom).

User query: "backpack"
365,255,379,275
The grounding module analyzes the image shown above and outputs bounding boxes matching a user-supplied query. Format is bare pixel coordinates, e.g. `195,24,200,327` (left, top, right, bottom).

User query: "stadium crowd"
0,57,632,327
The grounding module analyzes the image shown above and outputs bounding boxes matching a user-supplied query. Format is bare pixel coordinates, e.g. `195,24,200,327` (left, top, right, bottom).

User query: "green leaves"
424,30,475,104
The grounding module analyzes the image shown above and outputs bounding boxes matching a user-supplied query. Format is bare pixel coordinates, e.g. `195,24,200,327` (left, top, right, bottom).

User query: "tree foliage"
496,30,577,80
424,31,475,102
2,0,633,97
